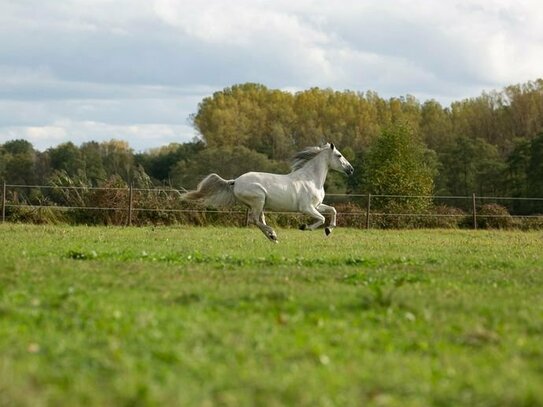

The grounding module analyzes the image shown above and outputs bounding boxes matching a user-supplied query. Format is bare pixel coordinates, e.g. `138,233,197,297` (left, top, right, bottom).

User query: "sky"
1,0,542,152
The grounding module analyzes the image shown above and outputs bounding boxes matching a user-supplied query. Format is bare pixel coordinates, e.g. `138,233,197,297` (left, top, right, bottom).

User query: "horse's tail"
181,173,238,207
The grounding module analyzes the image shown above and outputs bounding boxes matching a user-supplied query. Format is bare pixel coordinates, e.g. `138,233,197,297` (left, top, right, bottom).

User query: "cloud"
361,1,543,87
153,0,338,86
1,120,197,152
0,66,213,102
154,0,326,47
1,0,542,150
152,0,543,89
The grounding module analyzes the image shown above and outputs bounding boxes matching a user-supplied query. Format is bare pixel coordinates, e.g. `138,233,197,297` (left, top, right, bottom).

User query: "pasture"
0,224,542,406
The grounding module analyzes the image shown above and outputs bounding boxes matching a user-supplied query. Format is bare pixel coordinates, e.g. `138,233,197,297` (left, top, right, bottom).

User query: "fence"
2,181,543,229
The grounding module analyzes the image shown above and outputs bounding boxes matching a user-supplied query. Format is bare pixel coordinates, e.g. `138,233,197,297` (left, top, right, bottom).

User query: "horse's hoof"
325,227,331,236
299,224,307,231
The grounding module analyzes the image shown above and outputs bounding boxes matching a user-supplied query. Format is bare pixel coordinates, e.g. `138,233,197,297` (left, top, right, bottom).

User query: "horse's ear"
330,143,335,150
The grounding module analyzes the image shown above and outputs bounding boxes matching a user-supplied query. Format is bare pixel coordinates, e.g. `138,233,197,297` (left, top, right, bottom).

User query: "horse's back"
235,171,287,185
233,172,290,199
233,171,319,212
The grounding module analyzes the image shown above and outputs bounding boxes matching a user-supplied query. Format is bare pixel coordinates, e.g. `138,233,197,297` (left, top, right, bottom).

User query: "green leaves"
361,124,435,223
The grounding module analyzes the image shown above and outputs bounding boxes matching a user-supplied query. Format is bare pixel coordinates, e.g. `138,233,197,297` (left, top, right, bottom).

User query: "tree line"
191,81,543,200
1,79,543,221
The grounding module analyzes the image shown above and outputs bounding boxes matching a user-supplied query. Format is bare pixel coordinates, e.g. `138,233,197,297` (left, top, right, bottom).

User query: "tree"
136,141,205,183
420,100,453,151
527,132,543,198
389,95,421,135
503,80,543,144
439,136,505,196
80,142,107,185
0,145,7,181
502,132,543,213
170,146,288,189
192,84,415,159
362,124,435,216
192,83,272,150
2,139,34,155
260,89,296,159
1,139,37,185
100,140,135,182
48,142,84,177
505,138,531,197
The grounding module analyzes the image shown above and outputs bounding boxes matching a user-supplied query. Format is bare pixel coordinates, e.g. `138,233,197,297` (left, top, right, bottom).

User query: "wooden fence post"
245,208,250,227
128,183,133,226
366,193,371,229
472,193,477,230
1,181,6,223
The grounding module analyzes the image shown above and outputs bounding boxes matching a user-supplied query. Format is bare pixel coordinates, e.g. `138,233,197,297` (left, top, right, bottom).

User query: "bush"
7,205,68,225
477,204,515,229
365,198,435,229
419,205,466,229
335,202,366,228
518,215,543,230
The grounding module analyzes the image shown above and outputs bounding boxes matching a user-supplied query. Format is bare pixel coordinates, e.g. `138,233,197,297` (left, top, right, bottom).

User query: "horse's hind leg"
255,212,277,243
249,207,277,242
236,190,278,243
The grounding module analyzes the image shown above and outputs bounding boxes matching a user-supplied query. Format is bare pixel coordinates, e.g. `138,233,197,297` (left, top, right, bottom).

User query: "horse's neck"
294,157,329,189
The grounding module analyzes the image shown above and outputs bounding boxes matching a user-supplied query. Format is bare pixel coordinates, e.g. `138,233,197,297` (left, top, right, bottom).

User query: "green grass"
1,224,542,406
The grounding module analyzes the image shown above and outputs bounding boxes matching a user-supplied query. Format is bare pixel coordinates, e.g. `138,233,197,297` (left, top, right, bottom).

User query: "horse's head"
327,143,354,176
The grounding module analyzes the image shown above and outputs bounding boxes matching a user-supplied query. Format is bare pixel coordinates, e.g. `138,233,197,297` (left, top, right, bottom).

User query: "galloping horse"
182,143,354,242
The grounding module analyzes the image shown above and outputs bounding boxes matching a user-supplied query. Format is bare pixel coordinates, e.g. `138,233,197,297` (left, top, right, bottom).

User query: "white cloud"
1,0,543,150
1,120,197,152
14,125,68,143
151,0,543,91
153,0,337,84
154,0,314,45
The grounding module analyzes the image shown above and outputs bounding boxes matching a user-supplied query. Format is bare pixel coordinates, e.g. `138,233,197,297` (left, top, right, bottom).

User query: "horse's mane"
290,144,328,171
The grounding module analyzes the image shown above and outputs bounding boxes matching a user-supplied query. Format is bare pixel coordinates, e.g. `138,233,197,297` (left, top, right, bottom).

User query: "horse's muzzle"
345,166,354,176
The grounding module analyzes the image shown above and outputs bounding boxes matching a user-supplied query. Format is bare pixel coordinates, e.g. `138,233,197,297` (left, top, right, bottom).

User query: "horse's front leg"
299,206,326,231
317,203,337,236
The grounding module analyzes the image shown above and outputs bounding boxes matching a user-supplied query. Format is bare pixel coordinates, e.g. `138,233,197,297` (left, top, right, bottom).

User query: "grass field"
0,224,542,406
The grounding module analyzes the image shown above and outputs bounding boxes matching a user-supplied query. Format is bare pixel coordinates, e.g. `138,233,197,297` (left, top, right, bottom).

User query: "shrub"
518,215,543,230
477,204,515,229
419,205,466,229
334,202,366,228
7,205,68,224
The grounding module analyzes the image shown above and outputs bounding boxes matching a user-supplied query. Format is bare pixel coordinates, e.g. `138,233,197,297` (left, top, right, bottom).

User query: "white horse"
182,143,354,242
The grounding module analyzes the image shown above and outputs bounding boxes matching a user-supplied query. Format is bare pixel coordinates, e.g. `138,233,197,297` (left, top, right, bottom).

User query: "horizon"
2,79,539,154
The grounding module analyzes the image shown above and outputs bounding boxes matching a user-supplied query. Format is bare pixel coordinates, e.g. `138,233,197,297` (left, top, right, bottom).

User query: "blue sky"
1,0,542,151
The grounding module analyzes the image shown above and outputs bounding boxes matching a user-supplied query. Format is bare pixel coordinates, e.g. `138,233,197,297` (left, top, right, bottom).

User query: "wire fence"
2,181,543,229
